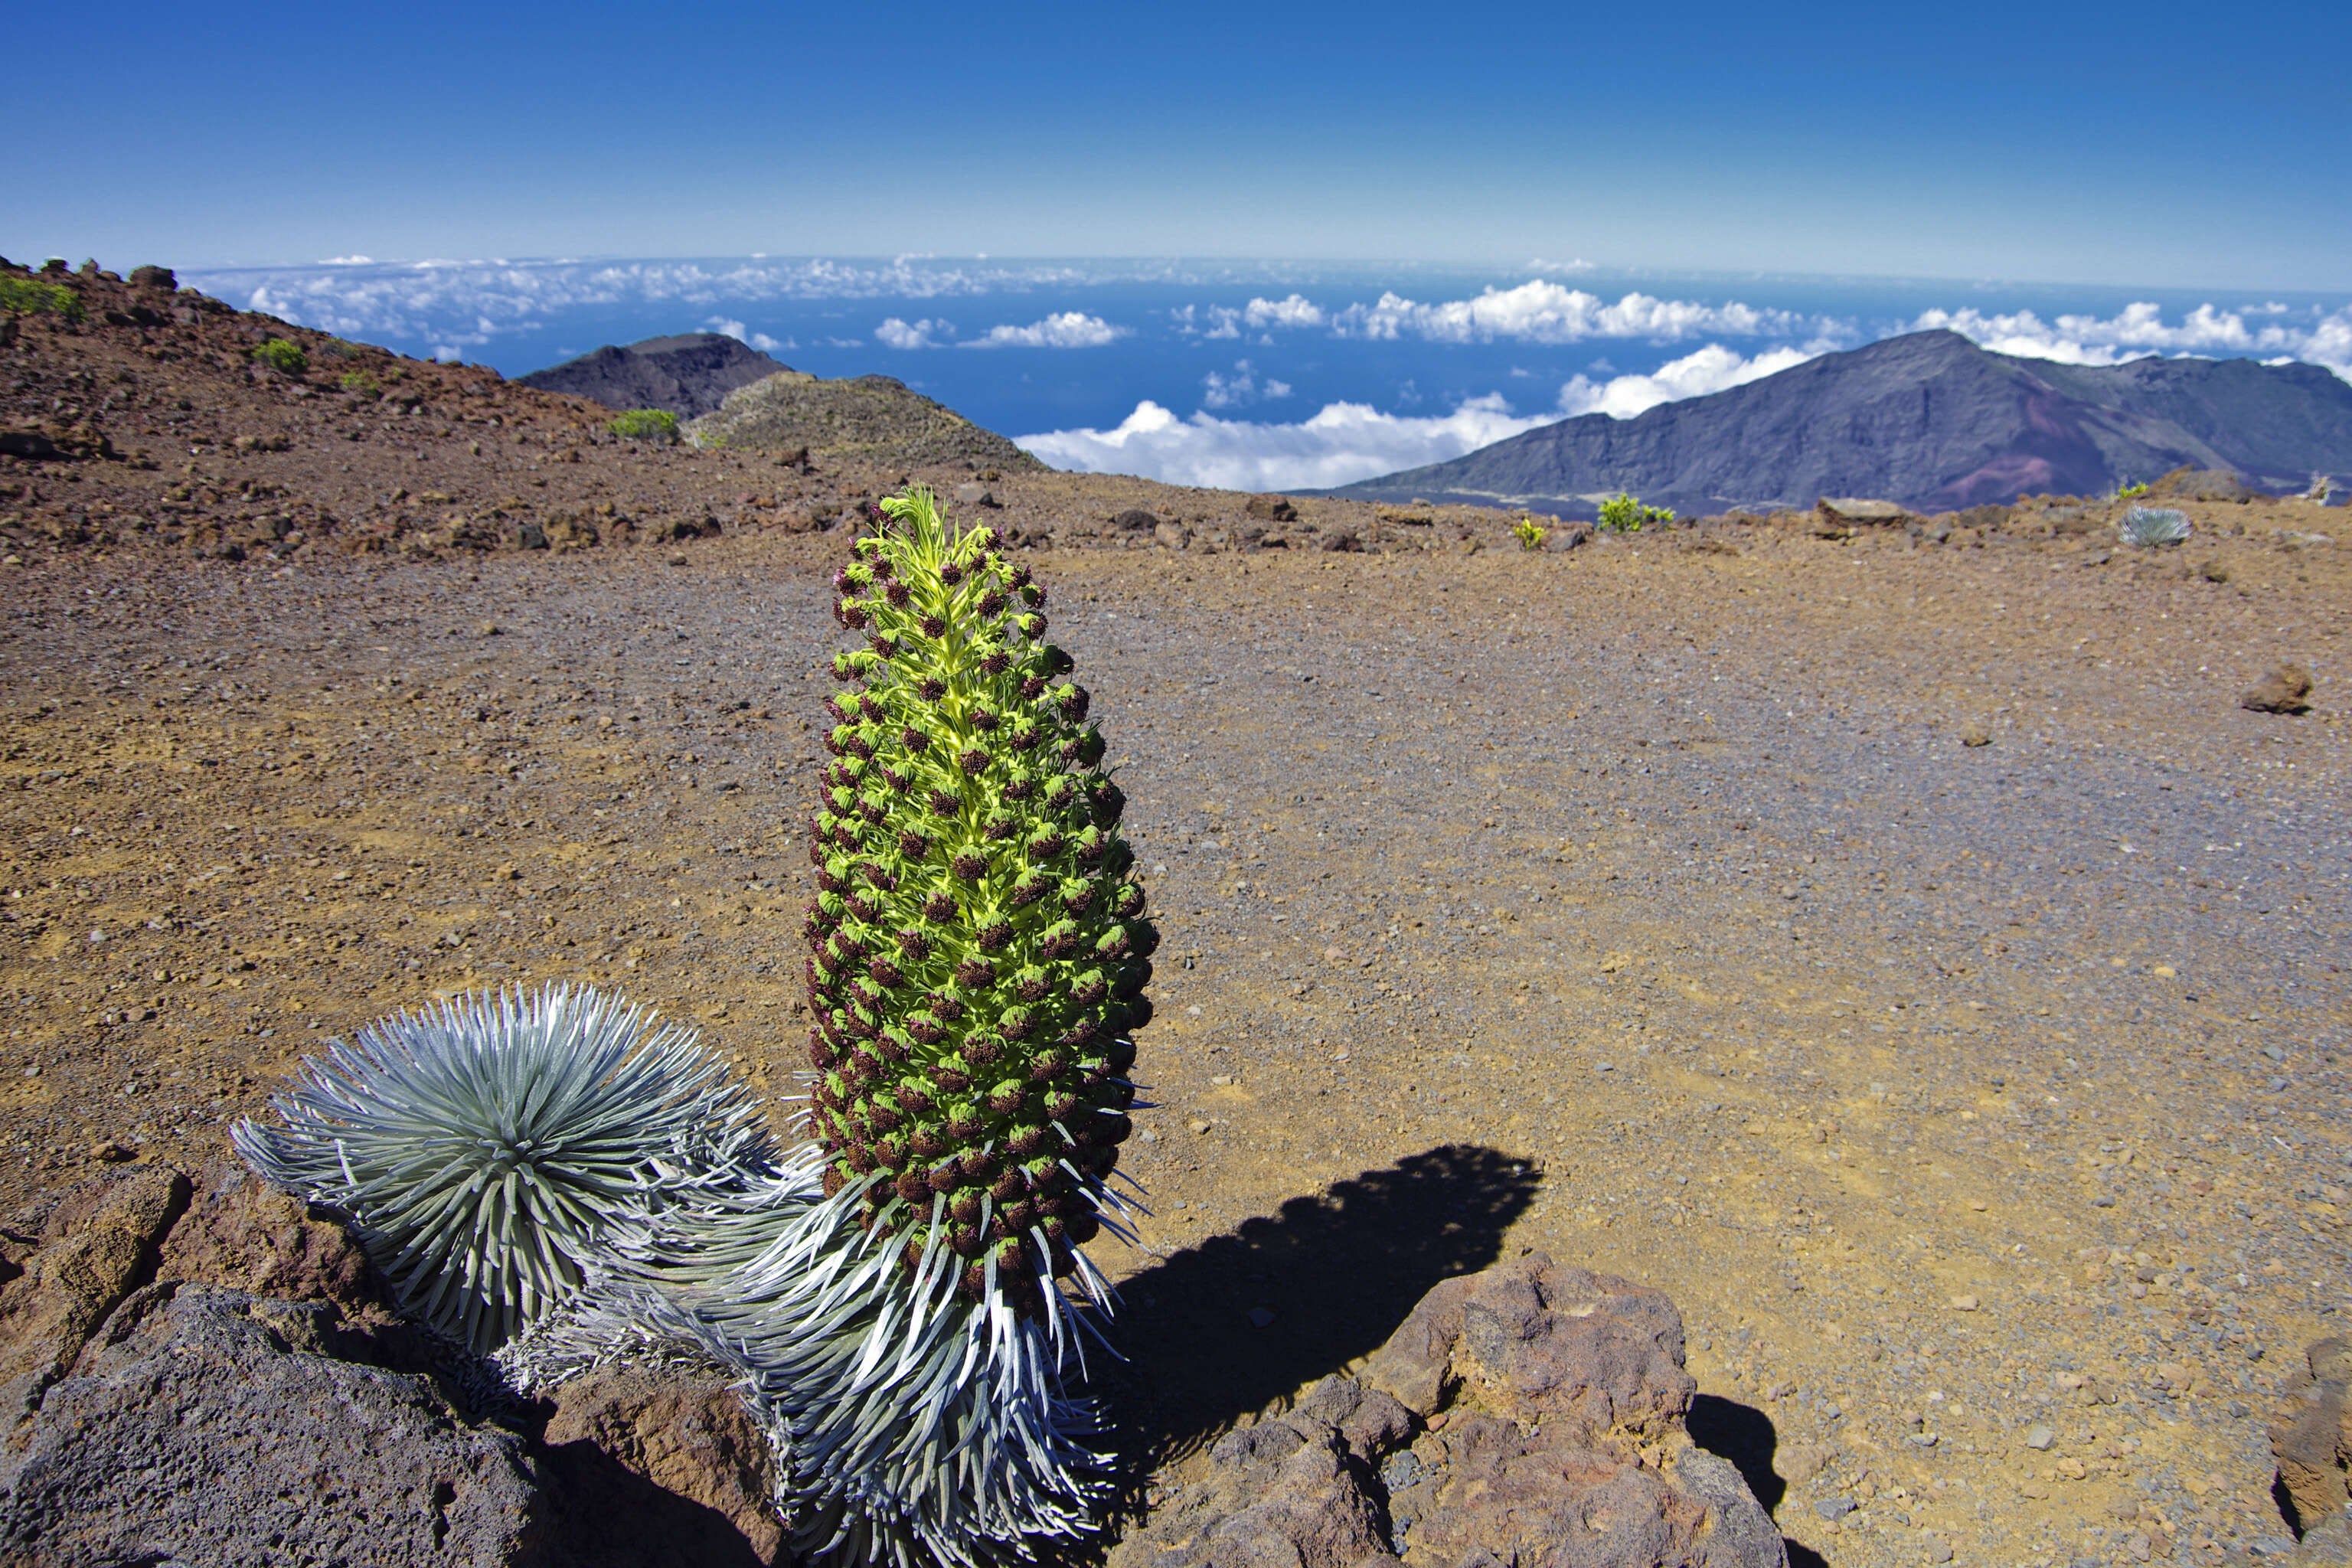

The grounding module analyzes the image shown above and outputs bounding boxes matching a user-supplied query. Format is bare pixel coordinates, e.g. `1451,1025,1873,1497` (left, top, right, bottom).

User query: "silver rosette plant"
231,984,773,1351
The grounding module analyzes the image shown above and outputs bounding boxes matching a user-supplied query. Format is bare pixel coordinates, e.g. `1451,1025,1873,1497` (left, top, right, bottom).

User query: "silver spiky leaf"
233,984,774,1351
2120,505,2191,547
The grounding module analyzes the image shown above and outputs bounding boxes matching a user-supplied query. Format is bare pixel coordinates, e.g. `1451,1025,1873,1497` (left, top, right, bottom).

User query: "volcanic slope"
1321,329,2352,517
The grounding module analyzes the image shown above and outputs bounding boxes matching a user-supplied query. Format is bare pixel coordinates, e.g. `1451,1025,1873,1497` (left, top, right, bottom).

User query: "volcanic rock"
1110,1253,1784,1568
2243,663,2316,714
2272,1338,2352,1531
518,334,788,420
0,1282,546,1567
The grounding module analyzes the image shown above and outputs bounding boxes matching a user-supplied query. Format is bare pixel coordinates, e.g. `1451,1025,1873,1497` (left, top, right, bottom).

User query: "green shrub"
338,369,382,397
2114,479,2150,501
1597,492,1675,532
608,408,681,442
0,277,86,322
1511,513,1548,550
251,338,309,375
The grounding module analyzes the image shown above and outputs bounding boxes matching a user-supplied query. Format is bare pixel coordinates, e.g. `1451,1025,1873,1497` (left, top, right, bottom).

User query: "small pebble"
2024,1424,2054,1450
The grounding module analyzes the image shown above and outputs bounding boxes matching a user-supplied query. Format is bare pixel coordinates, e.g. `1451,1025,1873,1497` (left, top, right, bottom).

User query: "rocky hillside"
687,370,1045,472
515,332,788,419
1323,329,2352,518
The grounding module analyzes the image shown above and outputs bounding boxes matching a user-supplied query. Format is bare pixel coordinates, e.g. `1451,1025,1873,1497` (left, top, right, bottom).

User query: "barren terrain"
5,265,2351,1566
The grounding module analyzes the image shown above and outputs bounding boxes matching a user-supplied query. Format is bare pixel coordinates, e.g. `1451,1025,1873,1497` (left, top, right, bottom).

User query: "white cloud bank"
961,312,1123,349
1558,343,1818,419
1017,397,1556,492
1332,281,1821,345
873,312,1122,350
1915,301,2352,378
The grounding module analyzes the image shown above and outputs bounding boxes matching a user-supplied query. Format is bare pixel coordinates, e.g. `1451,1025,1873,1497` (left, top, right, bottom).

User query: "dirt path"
3,514,2346,1566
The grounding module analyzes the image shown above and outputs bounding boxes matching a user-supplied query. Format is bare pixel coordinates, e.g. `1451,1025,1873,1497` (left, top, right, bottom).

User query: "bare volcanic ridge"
1319,328,2352,518
515,332,789,420
686,369,1044,472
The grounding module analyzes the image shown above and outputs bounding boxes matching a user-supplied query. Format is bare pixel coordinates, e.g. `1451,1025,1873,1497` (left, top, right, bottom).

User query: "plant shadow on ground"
1687,1394,1828,1568
1089,1143,1540,1491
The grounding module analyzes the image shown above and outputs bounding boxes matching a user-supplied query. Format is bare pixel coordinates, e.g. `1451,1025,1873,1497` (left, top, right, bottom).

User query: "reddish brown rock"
155,1161,378,1317
1362,1253,1695,1446
541,1365,786,1567
2243,662,2316,714
2272,1338,2352,1531
0,1165,189,1433
1112,1256,1782,1568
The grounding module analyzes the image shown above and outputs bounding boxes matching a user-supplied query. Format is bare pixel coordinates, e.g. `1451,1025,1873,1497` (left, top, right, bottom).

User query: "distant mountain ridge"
1319,330,2352,517
517,333,785,419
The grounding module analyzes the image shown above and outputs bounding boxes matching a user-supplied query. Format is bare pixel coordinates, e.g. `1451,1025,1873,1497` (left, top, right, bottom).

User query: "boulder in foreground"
1112,1253,1785,1568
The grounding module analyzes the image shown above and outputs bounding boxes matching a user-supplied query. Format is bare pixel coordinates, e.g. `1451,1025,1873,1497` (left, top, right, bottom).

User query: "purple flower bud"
1113,881,1145,917
959,747,989,778
1018,582,1045,608
1021,676,1047,701
977,920,1013,951
838,599,869,629
970,708,999,733
866,956,903,989
926,788,960,815
1012,966,1050,1002
980,650,1012,675
998,1007,1035,1041
885,579,911,606
923,891,957,921
896,929,930,960
1011,877,1050,908
952,851,988,881
1057,684,1089,722
901,727,929,753
1018,612,1047,639
899,830,931,859
954,957,995,988
939,560,963,586
920,614,947,639
868,634,899,658
917,678,946,701
978,588,1008,616
1060,879,1096,915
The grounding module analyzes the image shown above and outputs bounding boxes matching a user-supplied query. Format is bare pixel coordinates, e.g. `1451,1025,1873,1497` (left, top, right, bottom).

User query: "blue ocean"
182,256,2352,493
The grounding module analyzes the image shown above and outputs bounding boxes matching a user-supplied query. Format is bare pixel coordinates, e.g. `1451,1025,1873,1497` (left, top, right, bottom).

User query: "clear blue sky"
11,0,2347,289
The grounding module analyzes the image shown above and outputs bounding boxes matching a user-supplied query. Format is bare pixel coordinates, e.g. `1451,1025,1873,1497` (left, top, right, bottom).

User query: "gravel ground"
3,500,2347,1567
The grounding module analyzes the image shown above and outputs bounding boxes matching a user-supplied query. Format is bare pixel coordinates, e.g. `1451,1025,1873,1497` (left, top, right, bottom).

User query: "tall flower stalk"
237,488,1154,1567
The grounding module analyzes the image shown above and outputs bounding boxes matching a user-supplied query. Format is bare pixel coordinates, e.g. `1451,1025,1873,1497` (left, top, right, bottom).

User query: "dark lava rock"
518,333,788,420
0,1283,546,1567
1112,508,1163,533
1319,329,2352,517
1110,1254,1783,1568
1246,493,1299,522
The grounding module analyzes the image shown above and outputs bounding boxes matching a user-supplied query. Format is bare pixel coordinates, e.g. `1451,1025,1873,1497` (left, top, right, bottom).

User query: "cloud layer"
1016,396,1553,492
1913,301,2352,377
1557,343,1818,419
1330,282,1821,345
